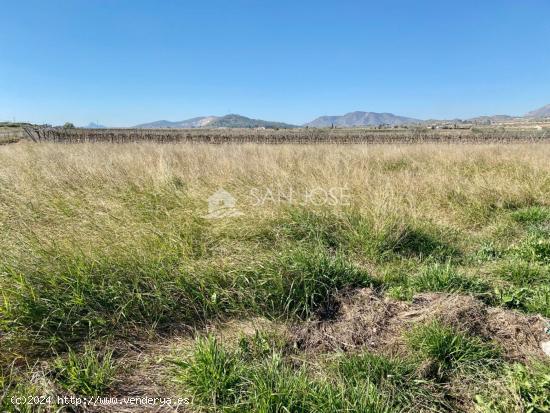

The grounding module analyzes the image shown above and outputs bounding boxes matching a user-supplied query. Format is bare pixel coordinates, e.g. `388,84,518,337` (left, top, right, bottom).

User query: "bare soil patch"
292,289,549,362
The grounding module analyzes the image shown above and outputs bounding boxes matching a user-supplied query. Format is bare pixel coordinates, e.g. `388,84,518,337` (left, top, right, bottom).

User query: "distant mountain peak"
135,114,296,129
86,122,106,128
207,114,295,128
134,116,218,128
304,111,421,127
525,104,550,118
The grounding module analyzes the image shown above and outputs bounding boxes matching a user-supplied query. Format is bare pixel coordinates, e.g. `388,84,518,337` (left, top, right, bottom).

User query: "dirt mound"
292,288,549,362
293,289,406,353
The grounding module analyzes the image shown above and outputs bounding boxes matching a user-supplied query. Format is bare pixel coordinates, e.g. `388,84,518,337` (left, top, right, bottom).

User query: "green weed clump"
0,243,371,354
53,345,116,396
490,259,550,317
510,206,550,225
173,336,244,407
333,352,448,410
475,362,550,413
511,231,550,264
381,224,459,261
261,247,373,319
359,220,460,263
406,321,501,377
384,262,490,301
493,285,550,317
273,208,354,249
409,262,490,295
493,260,549,286
0,251,221,350
174,334,446,412
274,208,461,264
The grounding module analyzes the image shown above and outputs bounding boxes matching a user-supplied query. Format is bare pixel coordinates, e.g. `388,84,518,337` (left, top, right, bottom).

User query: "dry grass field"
0,142,549,412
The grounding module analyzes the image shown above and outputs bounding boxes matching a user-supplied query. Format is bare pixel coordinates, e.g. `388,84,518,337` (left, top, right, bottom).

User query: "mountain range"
110,103,550,129
135,114,295,129
525,104,550,118
304,111,421,127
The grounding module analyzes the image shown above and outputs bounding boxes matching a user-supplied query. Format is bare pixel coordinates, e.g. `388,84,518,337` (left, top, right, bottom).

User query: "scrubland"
0,142,549,412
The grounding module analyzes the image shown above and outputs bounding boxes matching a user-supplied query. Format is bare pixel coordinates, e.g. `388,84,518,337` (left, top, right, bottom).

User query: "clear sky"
1,0,549,126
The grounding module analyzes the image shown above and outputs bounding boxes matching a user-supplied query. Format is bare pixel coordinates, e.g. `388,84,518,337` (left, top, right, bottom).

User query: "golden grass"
0,142,548,239
0,142,548,278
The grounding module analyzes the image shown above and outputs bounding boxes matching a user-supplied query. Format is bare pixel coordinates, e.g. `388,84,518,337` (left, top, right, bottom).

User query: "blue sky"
1,0,549,126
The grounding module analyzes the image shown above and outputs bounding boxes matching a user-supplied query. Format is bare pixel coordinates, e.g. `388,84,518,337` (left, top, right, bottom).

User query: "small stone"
541,341,550,357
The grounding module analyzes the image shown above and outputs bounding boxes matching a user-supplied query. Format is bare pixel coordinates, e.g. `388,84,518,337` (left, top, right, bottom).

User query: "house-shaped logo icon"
204,188,244,219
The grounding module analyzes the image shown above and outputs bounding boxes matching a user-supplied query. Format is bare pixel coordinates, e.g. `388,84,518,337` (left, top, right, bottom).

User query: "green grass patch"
373,222,460,262
510,231,550,264
490,256,550,317
406,320,501,377
410,262,490,294
173,334,448,412
333,352,448,411
384,262,491,301
492,260,549,286
387,226,454,259
272,208,353,249
272,209,460,264
475,362,550,413
0,243,372,354
173,336,245,407
260,247,373,319
53,345,116,396
474,241,504,262
493,285,550,317
511,206,550,225
0,252,219,350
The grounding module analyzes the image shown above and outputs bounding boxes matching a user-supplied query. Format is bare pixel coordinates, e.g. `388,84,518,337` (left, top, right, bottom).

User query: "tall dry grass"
1,142,548,220
0,142,548,290
0,142,549,410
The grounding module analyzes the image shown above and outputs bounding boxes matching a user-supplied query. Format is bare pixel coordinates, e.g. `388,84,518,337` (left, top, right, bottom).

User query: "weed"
255,246,373,319
53,345,115,396
511,206,550,225
376,222,460,262
274,208,351,249
410,262,490,295
0,252,211,350
382,262,490,301
474,241,504,262
475,362,550,412
494,285,550,317
175,340,393,412
334,352,448,410
493,260,549,286
238,330,285,361
407,321,501,377
491,259,550,316
173,336,245,407
511,233,550,264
